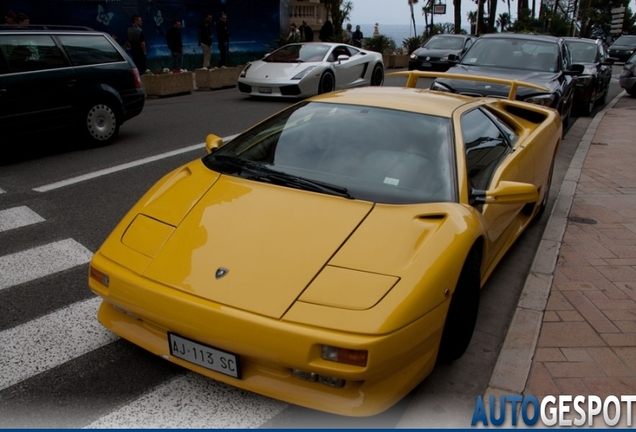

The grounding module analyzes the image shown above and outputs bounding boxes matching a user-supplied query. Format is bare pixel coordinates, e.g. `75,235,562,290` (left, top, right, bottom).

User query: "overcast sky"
347,0,636,28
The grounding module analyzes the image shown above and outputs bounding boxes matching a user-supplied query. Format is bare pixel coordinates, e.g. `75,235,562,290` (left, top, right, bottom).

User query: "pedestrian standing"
216,12,230,68
319,18,333,42
343,23,353,44
127,15,147,73
299,20,314,42
166,19,183,70
4,10,17,26
352,25,363,48
198,13,213,69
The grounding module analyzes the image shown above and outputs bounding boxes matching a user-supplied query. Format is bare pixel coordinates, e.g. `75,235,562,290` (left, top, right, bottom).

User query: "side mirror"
472,181,539,205
337,54,350,63
448,53,460,63
564,63,585,76
205,134,223,153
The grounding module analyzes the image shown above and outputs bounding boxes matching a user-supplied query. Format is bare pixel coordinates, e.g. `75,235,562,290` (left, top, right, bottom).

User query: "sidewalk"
484,90,636,421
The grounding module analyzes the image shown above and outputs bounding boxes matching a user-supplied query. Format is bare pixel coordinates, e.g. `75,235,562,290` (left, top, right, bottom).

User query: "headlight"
524,94,556,107
440,55,449,62
292,66,317,80
431,81,452,92
239,63,251,78
410,53,417,59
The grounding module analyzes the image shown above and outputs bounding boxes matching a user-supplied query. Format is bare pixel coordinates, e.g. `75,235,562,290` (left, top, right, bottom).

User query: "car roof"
479,33,561,43
562,36,600,44
0,24,94,32
308,86,478,117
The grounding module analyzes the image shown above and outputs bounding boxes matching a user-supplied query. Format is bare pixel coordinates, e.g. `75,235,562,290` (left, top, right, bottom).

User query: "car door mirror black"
564,63,585,76
448,53,460,63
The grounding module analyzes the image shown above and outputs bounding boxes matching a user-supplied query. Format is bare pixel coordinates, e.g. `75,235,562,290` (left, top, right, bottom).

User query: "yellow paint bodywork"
89,76,562,416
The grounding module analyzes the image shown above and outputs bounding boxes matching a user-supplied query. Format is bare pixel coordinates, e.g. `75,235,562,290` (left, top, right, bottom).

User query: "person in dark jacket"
166,19,183,70
319,19,333,42
352,25,363,48
216,12,230,68
299,20,314,42
198,13,213,69
127,15,147,73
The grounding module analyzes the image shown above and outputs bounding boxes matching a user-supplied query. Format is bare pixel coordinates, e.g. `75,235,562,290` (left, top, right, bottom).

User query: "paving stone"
537,322,606,347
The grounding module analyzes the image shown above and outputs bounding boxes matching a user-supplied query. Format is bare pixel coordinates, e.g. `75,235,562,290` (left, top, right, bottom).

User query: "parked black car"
608,35,636,62
431,33,582,127
619,51,636,96
0,25,145,146
408,34,476,71
563,37,614,116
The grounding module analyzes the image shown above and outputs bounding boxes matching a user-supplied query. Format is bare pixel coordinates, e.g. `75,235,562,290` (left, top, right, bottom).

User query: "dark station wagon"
0,25,145,146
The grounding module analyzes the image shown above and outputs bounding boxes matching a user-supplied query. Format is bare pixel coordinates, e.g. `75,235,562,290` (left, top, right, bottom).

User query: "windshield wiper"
212,155,353,199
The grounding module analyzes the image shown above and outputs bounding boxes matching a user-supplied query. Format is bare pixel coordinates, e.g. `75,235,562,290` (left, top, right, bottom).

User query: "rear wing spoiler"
387,71,549,101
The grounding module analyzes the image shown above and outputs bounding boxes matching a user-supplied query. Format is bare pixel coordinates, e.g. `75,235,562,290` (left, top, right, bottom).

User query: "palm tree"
467,10,477,35
408,0,419,38
477,0,485,35
453,0,462,34
496,12,511,32
488,0,498,33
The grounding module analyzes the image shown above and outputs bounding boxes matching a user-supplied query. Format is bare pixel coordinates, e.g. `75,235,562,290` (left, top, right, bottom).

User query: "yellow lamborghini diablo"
89,71,561,416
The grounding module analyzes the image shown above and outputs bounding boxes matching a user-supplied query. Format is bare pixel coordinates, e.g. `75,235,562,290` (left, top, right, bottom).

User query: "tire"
535,158,555,219
318,71,335,94
83,102,120,147
437,247,481,364
597,86,608,106
580,88,596,117
370,64,384,86
628,87,636,98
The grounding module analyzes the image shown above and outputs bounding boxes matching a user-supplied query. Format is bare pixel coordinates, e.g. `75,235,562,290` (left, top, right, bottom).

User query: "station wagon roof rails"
0,24,94,30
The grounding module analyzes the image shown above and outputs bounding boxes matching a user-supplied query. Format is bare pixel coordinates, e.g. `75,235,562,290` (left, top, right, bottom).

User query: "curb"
484,90,628,398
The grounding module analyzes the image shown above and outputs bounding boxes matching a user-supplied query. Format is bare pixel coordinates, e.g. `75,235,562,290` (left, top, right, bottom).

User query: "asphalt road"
0,66,626,428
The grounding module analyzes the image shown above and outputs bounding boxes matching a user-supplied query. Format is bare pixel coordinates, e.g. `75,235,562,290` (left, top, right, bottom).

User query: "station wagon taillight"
132,67,142,89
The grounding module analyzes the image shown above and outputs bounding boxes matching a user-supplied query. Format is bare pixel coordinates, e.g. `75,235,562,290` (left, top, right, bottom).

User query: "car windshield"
567,41,597,63
263,44,330,63
461,38,559,72
613,35,636,45
203,102,455,205
423,35,464,50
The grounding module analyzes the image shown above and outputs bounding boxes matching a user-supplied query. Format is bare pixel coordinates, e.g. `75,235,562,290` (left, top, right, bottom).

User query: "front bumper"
89,251,446,417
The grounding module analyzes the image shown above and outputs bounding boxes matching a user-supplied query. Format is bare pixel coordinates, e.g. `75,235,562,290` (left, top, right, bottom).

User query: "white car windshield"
204,102,455,204
263,44,331,63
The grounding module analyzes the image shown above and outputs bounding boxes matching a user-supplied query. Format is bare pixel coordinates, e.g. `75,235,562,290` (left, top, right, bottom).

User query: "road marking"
0,239,93,291
88,372,287,428
0,297,118,391
0,206,45,233
32,143,206,193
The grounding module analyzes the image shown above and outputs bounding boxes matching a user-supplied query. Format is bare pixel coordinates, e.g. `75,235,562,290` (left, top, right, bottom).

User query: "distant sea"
354,23,470,43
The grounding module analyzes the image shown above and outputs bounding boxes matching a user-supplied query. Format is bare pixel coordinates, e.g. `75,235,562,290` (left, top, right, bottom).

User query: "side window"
57,35,124,66
561,43,571,70
461,108,512,192
0,35,68,73
464,38,473,51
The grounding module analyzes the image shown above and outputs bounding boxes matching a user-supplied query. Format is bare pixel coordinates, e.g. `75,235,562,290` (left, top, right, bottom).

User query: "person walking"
216,12,230,68
127,15,147,73
166,19,183,70
299,20,314,42
352,25,363,48
198,13,213,69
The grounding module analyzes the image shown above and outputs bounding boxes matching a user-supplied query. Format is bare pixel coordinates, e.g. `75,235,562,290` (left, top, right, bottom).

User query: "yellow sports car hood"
142,175,374,318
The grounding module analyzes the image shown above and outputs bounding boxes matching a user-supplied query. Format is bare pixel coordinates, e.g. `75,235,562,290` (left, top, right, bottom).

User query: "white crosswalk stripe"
0,297,118,391
0,238,93,291
0,206,45,233
88,373,287,428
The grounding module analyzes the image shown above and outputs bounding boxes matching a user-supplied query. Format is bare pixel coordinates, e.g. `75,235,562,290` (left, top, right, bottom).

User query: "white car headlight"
292,66,318,80
431,81,452,92
239,63,251,78
524,94,556,107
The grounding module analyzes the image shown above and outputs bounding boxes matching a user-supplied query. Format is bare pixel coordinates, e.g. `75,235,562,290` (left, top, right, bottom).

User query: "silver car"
619,51,636,96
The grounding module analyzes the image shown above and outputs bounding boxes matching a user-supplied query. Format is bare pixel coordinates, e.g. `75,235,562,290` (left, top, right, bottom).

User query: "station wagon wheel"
437,247,481,364
83,102,120,146
371,64,384,86
318,71,335,94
